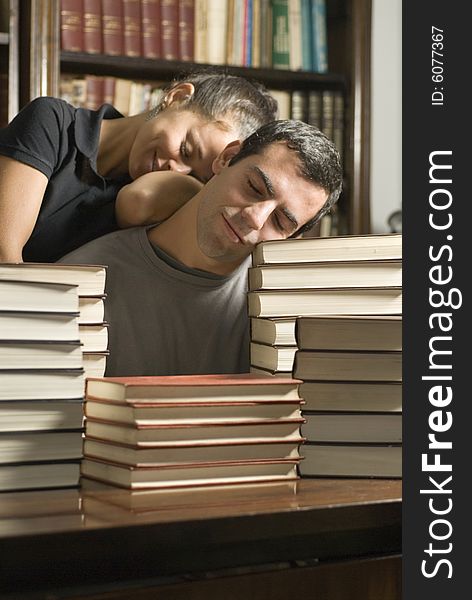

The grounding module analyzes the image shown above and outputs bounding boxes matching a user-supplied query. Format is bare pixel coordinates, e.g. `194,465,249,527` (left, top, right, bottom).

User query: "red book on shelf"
85,76,105,110
83,0,103,53
103,77,116,104
61,0,84,52
160,0,179,60
141,0,161,58
178,0,195,62
123,0,142,56
102,0,124,55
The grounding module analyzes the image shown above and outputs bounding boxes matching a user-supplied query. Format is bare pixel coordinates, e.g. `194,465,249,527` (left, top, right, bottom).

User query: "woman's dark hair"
160,68,278,140
229,119,343,234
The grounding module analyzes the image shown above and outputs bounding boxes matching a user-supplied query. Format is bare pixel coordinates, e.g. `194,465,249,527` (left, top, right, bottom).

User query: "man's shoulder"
57,227,145,265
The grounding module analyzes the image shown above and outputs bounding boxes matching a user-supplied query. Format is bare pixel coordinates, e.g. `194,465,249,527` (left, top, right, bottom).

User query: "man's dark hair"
162,68,278,141
229,119,343,235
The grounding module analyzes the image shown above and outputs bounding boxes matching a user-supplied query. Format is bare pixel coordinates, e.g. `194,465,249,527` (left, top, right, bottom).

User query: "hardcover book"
299,443,401,478
0,263,106,296
296,315,402,352
81,457,299,489
301,412,402,443
248,260,402,290
248,287,402,318
86,373,302,403
252,233,402,266
294,350,402,382
83,437,302,467
83,0,103,53
0,400,84,432
141,0,161,58
60,0,84,52
85,398,302,425
85,418,304,446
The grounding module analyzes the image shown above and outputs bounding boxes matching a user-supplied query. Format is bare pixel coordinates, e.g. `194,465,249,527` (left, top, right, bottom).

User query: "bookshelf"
15,0,371,234
0,0,19,127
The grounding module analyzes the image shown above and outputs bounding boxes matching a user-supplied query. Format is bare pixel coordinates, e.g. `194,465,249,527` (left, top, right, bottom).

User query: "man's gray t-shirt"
59,227,250,376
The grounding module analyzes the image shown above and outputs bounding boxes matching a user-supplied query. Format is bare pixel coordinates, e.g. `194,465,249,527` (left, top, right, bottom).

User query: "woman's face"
128,105,238,184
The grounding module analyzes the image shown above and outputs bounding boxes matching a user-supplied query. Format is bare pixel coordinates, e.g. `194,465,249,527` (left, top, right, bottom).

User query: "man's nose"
242,201,276,231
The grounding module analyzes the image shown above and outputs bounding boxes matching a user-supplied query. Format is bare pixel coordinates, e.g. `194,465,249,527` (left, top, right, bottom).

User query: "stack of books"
0,275,84,491
248,234,402,478
0,263,108,379
249,234,402,377
294,315,402,478
81,374,305,490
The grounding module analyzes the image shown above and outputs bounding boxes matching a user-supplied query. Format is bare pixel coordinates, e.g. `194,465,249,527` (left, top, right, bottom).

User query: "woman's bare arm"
115,171,203,228
0,156,48,263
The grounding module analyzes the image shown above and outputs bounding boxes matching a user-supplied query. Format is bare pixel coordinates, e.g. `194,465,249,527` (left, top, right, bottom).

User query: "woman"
0,70,277,262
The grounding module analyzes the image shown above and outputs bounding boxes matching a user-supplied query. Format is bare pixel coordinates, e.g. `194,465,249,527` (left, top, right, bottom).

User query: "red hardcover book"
61,0,84,52
85,76,105,110
83,0,102,53
160,0,179,60
85,373,302,404
103,77,116,104
123,0,142,56
101,0,124,55
178,0,194,62
141,0,161,58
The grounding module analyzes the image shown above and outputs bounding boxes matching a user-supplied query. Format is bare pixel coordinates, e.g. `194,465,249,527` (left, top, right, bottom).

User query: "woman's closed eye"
180,140,190,159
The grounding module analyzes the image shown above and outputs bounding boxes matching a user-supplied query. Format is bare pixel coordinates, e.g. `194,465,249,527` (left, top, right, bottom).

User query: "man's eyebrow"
252,166,275,198
252,166,298,229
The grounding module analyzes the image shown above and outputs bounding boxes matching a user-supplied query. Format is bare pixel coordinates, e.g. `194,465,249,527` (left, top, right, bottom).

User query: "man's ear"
212,140,242,175
164,82,195,106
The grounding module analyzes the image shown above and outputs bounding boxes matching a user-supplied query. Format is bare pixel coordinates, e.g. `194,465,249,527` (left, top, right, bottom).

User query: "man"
59,120,343,376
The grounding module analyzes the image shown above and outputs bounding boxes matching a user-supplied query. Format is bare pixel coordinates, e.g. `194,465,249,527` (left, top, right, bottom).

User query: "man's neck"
147,197,242,276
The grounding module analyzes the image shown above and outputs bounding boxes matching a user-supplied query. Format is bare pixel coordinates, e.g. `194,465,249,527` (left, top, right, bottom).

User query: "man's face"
196,142,328,265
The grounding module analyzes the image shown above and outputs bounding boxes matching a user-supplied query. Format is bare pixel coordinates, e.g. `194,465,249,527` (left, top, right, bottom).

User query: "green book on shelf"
271,0,290,69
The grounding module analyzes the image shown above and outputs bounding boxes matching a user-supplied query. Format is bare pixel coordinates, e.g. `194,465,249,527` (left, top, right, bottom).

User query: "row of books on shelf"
61,0,328,72
250,232,403,479
0,264,108,492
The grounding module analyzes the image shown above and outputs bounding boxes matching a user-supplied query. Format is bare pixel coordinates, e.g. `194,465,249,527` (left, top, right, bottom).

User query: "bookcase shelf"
13,0,370,234
60,52,347,91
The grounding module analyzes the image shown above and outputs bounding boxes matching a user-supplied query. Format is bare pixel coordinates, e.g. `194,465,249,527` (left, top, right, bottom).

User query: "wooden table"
0,478,402,599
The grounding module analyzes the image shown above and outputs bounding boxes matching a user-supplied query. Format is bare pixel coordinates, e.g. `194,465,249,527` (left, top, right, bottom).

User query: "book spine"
194,0,207,63
290,90,308,122
160,0,179,60
288,0,302,71
103,76,116,105
271,0,289,70
321,89,334,141
141,0,161,58
61,0,84,52
102,0,124,55
243,0,252,67
332,91,344,160
83,0,102,54
85,75,105,110
251,0,261,68
178,0,195,61
259,0,272,68
123,0,142,56
310,0,328,73
300,0,311,70
307,89,322,128
207,0,227,65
